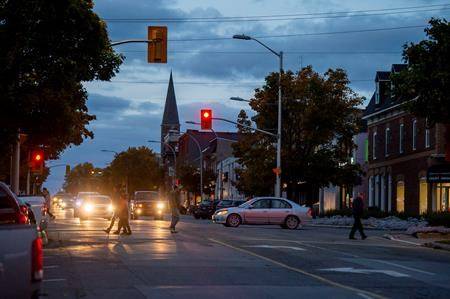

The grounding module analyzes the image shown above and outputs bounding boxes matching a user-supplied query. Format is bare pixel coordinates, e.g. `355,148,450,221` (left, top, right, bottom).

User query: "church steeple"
160,71,180,155
161,71,179,126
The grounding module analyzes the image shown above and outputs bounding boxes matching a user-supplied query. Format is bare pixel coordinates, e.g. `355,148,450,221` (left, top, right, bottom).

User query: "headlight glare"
156,202,164,209
83,203,93,213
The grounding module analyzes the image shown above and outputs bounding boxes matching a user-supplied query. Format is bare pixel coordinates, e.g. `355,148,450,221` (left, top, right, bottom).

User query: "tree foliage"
63,162,104,194
177,162,216,197
0,0,123,159
233,66,364,199
107,147,163,196
392,18,450,125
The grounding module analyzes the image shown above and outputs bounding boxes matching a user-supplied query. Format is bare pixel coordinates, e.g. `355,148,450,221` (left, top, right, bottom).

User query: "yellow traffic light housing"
148,26,167,63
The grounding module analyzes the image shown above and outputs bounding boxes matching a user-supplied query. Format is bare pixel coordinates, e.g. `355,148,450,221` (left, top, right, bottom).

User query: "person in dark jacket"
349,192,367,240
169,185,180,233
114,190,131,235
104,186,121,234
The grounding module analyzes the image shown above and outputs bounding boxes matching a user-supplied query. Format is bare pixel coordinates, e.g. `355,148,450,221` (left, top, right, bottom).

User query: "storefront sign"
427,164,450,183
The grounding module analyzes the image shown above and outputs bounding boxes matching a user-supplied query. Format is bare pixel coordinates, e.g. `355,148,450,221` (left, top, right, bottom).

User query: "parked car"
212,197,311,229
0,182,43,299
54,193,75,209
131,191,166,220
216,199,246,210
77,195,113,221
193,199,220,219
74,191,99,217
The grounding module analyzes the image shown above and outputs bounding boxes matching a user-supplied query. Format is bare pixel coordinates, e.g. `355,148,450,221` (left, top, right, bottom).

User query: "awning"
427,164,450,183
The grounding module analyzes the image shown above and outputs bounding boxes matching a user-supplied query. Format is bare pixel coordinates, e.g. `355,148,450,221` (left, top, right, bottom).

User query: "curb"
306,223,404,231
423,242,450,252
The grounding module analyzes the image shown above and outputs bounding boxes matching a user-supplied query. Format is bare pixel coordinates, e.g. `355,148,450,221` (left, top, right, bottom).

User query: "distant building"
216,157,245,200
363,64,450,215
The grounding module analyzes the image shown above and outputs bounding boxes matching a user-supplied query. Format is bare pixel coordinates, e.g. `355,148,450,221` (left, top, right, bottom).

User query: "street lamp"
233,33,283,198
229,96,251,103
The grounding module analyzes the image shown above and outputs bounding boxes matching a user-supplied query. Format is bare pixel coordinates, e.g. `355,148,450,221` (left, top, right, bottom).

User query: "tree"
176,162,217,198
392,18,450,159
233,66,364,202
63,163,104,195
0,0,123,161
108,147,163,196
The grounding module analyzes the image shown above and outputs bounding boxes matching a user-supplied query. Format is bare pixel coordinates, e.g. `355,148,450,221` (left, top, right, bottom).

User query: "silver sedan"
212,197,311,229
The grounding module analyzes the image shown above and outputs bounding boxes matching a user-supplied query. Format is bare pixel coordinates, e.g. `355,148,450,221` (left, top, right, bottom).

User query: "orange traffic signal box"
148,26,167,63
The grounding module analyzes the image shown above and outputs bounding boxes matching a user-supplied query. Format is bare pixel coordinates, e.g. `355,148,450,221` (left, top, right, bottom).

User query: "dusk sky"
46,0,450,192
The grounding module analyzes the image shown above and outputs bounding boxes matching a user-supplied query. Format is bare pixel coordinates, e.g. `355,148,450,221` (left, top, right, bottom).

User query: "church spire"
161,71,179,126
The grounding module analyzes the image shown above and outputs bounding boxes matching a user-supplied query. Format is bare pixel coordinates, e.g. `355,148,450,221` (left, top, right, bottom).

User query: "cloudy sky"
45,0,450,192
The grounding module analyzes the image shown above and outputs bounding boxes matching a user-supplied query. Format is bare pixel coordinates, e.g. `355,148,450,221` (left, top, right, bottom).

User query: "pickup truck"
0,182,43,299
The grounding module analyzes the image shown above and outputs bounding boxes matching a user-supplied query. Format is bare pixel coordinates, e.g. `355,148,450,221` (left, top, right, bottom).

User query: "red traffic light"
200,109,212,130
30,150,44,174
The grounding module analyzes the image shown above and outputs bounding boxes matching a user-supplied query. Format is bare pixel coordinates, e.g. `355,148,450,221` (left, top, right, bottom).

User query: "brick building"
363,64,450,215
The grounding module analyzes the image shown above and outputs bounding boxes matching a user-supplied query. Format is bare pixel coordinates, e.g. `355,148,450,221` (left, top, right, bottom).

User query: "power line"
120,50,401,55
164,24,427,41
104,4,450,23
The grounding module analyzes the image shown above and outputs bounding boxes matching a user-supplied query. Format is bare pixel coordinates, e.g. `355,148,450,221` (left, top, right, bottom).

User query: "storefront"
427,164,450,212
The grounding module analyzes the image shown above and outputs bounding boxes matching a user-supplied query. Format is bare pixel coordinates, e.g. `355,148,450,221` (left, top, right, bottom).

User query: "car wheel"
226,214,242,228
284,215,300,230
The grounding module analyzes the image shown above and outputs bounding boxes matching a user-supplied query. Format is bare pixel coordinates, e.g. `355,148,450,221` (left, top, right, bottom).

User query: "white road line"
384,235,422,246
43,278,66,283
243,245,306,251
358,292,374,299
44,265,59,269
372,259,435,276
320,267,410,278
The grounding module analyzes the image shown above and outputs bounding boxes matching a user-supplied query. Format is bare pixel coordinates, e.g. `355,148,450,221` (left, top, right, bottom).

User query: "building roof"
376,71,391,81
161,71,179,125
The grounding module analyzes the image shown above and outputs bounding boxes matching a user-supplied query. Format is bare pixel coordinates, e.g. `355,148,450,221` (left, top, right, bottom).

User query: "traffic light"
148,26,167,63
200,109,212,130
30,149,44,174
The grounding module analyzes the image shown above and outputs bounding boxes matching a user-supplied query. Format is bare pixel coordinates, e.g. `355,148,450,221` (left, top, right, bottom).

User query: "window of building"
385,127,391,156
399,124,404,153
375,82,380,104
412,119,417,150
365,139,369,162
372,132,377,160
396,181,405,213
425,128,430,148
419,178,428,214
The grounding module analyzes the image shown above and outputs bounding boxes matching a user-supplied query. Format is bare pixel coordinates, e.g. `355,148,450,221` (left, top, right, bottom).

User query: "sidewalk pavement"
383,233,450,252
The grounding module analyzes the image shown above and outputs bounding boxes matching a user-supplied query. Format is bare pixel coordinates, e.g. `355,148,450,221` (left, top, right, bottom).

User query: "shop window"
419,179,428,214
437,183,450,212
396,181,405,213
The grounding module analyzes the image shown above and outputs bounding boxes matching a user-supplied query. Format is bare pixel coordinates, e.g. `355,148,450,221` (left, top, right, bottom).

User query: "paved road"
41,207,450,299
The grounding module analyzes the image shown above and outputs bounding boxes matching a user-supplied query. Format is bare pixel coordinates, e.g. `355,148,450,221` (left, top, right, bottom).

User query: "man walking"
349,192,367,240
104,186,120,234
169,185,180,233
42,187,55,220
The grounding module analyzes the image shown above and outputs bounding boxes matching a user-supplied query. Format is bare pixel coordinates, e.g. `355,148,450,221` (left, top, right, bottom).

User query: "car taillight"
32,237,43,281
18,212,29,224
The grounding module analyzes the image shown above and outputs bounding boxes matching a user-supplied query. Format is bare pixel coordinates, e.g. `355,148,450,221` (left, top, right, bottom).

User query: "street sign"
148,26,167,63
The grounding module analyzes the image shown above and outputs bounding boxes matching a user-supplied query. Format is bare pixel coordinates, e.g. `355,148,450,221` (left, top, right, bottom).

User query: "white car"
18,196,46,225
212,197,311,229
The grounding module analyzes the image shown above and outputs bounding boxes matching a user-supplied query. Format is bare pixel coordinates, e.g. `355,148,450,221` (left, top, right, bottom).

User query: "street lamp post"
233,34,283,198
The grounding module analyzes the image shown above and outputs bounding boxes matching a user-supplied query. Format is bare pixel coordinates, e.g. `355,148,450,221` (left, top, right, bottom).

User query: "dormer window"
375,81,380,104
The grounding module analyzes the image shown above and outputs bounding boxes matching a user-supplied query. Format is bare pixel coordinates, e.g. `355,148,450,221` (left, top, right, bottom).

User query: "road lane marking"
243,245,305,251
319,267,410,278
44,265,59,269
209,238,387,299
43,278,66,282
358,292,375,299
371,259,435,276
383,235,422,246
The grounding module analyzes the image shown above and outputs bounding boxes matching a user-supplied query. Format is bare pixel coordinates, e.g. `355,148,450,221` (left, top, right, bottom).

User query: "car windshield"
88,196,110,204
200,200,213,206
218,200,233,206
135,192,158,201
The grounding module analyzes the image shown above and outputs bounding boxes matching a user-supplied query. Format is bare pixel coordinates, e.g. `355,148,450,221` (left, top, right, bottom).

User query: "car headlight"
216,210,228,216
83,203,93,213
138,204,143,208
61,202,66,208
136,208,142,214
108,204,114,212
156,202,164,209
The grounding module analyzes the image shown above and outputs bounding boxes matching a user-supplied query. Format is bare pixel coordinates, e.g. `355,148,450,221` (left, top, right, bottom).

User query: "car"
216,199,246,210
74,192,99,217
0,182,43,299
56,194,75,209
77,195,113,221
212,197,311,229
131,191,166,220
193,199,220,219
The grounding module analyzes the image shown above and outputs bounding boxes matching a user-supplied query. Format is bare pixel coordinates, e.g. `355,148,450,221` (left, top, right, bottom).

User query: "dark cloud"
87,93,131,114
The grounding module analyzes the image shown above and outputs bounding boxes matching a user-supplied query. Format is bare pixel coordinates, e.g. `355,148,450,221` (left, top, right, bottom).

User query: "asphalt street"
41,207,450,299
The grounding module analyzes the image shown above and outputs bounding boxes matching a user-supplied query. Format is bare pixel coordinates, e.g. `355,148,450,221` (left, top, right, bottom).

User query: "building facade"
363,64,450,215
